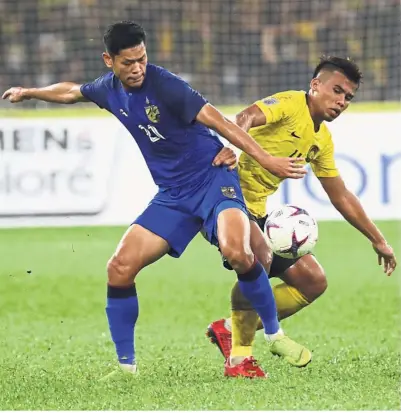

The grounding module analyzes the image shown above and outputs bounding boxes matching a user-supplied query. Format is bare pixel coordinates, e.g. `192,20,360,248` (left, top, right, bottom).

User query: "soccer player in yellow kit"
208,56,397,378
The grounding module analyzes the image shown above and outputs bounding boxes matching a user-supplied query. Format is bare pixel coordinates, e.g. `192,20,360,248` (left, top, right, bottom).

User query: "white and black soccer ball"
264,205,318,259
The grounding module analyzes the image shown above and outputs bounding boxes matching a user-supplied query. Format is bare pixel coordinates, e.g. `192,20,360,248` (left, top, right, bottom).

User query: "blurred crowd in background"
0,0,399,106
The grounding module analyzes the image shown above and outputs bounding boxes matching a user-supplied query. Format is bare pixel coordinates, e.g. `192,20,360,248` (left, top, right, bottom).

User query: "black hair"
103,21,146,56
313,56,363,86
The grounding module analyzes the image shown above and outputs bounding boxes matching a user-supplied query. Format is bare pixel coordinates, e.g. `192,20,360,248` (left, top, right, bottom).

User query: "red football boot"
206,319,232,359
224,356,267,378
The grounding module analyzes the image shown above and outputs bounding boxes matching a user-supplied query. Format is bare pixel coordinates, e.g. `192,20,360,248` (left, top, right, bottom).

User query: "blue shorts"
133,168,247,257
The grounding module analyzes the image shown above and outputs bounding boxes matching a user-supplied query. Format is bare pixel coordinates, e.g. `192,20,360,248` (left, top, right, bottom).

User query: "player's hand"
263,156,307,179
2,87,30,103
372,241,397,276
212,147,238,171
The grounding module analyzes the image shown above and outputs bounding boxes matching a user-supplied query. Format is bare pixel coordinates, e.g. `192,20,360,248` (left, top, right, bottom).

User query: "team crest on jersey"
306,145,320,162
145,97,160,123
221,186,237,199
262,97,279,105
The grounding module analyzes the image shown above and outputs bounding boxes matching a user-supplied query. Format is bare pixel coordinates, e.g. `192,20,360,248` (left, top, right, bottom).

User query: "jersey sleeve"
254,94,297,124
310,136,339,178
155,71,208,124
80,73,111,111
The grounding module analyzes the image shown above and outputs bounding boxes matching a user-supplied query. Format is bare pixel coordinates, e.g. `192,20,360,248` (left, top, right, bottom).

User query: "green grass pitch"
0,221,400,410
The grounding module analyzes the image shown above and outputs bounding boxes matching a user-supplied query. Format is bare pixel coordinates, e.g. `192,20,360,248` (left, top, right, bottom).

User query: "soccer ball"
264,205,318,259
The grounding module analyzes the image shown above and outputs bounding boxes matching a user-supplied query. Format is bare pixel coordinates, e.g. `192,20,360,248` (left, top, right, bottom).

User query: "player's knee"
220,242,254,274
303,266,328,302
313,267,328,298
255,248,273,273
107,254,139,286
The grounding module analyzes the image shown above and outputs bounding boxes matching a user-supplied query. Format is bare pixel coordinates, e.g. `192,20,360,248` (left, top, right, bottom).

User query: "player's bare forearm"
334,191,385,243
197,103,272,166
26,83,86,104
321,175,396,275
197,103,306,179
235,110,254,132
235,104,267,132
320,176,385,244
2,83,86,104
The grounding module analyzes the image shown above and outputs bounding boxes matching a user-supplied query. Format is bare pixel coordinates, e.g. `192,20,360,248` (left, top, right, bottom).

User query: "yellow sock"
229,282,311,355
231,310,258,357
256,282,311,330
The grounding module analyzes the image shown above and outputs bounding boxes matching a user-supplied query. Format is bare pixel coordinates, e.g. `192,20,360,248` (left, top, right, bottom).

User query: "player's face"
103,42,148,88
310,71,358,122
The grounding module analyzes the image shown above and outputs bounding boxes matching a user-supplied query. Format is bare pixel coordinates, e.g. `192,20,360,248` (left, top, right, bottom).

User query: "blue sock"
106,284,139,365
237,260,280,334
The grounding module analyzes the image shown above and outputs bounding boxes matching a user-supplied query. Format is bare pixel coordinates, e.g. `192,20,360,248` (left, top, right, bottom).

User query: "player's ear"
102,52,113,69
310,78,320,93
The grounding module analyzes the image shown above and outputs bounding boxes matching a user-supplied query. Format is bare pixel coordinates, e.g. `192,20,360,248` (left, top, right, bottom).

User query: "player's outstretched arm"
319,175,397,275
196,103,306,179
2,83,87,104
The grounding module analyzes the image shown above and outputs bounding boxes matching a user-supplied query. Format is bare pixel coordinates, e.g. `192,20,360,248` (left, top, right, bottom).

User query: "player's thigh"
108,202,200,283
134,201,201,258
216,203,254,271
278,254,327,301
249,219,273,272
201,167,246,246
109,223,170,278
201,168,253,270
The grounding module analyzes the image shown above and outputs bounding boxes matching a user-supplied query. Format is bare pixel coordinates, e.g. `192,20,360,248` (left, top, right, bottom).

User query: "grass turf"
0,221,400,410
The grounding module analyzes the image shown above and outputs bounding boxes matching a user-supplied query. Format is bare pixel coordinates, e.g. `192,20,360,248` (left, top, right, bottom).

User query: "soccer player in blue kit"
3,21,310,378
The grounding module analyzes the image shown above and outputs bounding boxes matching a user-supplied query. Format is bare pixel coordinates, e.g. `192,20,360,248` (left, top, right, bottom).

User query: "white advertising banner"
0,112,400,227
0,118,118,216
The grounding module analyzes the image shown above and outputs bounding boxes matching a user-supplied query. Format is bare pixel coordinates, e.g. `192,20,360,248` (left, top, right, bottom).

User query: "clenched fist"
2,87,30,103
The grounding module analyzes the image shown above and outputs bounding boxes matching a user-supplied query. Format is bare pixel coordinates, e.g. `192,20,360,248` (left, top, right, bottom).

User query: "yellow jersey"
239,90,339,218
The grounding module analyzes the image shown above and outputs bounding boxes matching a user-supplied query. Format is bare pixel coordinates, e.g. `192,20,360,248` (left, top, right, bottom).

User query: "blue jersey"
81,64,223,188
